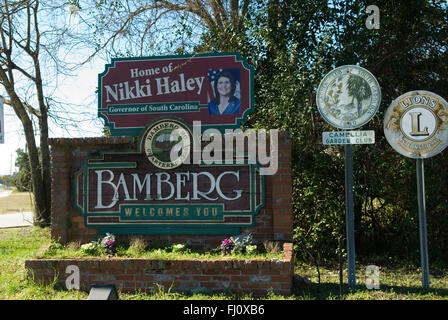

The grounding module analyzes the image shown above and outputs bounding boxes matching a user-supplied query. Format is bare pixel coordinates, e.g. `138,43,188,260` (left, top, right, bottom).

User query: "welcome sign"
98,53,254,136
74,119,265,235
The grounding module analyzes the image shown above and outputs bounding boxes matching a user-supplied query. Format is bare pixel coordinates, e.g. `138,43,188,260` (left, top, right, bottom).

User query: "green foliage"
80,242,102,255
295,263,448,300
196,0,448,264
263,241,283,255
230,233,254,253
127,236,148,255
77,233,117,256
41,240,280,260
171,243,187,253
12,149,32,192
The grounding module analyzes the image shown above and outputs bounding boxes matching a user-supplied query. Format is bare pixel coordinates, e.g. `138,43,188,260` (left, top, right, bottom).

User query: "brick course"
25,243,294,296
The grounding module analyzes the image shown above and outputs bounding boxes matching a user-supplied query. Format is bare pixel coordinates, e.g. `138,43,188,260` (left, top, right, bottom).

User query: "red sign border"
98,52,255,136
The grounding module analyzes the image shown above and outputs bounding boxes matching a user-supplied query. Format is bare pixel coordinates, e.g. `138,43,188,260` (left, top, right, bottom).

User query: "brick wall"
48,132,293,248
25,243,294,296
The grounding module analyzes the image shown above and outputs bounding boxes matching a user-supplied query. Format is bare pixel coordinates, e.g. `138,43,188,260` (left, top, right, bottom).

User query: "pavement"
0,211,34,228
0,190,13,198
0,189,34,228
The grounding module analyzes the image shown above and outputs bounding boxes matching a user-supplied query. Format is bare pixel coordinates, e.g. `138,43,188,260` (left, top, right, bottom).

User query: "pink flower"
221,238,234,253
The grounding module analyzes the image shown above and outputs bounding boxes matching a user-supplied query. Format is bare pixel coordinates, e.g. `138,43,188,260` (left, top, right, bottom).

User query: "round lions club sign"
384,90,448,159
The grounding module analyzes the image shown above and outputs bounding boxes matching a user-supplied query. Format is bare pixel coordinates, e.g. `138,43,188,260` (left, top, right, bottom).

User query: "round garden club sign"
143,119,191,169
317,65,381,129
384,90,448,159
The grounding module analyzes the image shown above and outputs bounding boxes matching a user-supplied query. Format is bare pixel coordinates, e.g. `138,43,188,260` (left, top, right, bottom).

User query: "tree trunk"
15,99,49,226
35,56,52,225
26,124,49,227
38,107,51,225
0,0,51,227
1,92,51,227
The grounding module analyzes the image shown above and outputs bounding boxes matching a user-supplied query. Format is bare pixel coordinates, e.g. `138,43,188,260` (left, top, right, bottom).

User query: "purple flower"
221,238,234,254
104,239,117,256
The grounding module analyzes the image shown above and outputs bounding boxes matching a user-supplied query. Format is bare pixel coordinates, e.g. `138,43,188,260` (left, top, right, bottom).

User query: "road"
0,190,33,228
0,190,13,198
0,211,33,228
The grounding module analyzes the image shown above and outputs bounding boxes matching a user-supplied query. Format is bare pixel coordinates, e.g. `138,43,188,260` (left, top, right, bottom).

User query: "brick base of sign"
25,243,294,296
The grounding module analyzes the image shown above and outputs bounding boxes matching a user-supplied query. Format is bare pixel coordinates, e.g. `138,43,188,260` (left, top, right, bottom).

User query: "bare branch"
0,93,41,117
32,0,40,57
210,0,225,28
241,0,249,17
10,61,36,82
26,0,31,49
139,8,174,56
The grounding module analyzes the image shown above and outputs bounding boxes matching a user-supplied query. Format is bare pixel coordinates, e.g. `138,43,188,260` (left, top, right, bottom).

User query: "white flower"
246,245,258,254
81,242,98,253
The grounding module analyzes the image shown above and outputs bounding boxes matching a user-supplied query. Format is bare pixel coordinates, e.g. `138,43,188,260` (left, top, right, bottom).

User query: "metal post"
338,235,344,298
416,158,430,289
344,144,356,287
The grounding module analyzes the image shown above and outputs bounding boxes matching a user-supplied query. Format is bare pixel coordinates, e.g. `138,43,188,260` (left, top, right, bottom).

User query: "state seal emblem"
143,118,191,169
316,65,381,129
384,90,448,159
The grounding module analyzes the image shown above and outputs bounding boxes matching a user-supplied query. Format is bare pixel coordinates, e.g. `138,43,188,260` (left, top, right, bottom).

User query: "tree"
74,0,448,263
0,0,51,225
0,0,94,226
73,0,250,60
244,0,448,263
13,148,32,192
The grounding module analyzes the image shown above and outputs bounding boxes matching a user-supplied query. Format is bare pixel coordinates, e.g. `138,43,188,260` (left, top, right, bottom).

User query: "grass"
0,226,87,299
0,189,34,214
1,226,448,300
39,240,283,261
293,263,448,300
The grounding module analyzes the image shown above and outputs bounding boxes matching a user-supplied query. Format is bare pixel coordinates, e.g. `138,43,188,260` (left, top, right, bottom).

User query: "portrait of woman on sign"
207,69,241,115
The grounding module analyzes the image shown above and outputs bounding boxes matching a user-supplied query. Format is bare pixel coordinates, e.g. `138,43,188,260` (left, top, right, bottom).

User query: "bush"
80,242,101,255
128,237,147,255
230,233,254,253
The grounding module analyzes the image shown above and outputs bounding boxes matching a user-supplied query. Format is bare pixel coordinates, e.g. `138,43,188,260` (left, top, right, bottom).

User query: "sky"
0,2,200,176
0,3,112,176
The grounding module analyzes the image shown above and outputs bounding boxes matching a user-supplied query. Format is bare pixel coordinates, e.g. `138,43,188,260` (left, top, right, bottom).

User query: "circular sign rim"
383,90,448,159
316,65,381,130
143,119,191,169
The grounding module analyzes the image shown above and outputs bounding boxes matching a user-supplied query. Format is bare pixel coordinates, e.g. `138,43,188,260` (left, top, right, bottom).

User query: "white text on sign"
322,131,375,145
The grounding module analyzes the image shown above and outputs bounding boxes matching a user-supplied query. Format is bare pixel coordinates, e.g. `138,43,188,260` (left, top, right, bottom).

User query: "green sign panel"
74,118,264,235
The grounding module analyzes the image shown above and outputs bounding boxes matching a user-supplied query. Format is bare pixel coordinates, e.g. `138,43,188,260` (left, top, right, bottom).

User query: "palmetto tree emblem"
317,65,380,130
346,74,372,117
